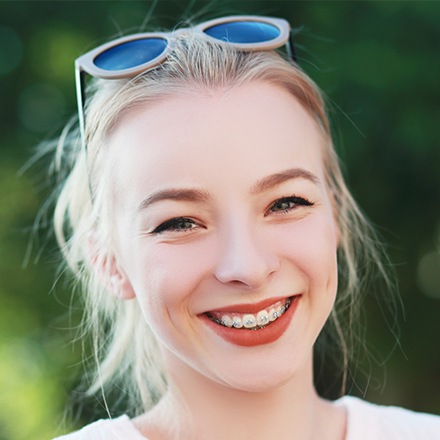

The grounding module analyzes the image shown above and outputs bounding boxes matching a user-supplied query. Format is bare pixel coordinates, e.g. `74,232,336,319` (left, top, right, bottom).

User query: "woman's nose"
214,223,280,290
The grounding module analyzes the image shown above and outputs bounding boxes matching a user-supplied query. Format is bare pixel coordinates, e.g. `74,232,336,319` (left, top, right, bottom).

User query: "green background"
1,1,439,439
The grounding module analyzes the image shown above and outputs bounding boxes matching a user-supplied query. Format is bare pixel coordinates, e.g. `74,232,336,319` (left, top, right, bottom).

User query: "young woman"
51,15,439,439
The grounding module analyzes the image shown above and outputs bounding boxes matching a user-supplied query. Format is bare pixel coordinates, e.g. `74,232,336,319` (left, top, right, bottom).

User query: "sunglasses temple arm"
286,32,297,63
75,67,87,150
75,67,95,201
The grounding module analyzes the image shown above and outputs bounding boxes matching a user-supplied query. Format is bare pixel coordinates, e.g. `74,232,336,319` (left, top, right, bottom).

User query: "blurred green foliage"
0,1,439,439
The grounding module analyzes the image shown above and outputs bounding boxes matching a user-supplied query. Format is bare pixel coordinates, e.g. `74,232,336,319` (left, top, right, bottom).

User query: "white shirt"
53,396,440,439
339,396,440,439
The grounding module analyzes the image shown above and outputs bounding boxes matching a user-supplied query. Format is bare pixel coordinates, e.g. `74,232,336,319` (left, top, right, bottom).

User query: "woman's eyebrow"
137,168,319,211
250,168,320,194
137,188,212,211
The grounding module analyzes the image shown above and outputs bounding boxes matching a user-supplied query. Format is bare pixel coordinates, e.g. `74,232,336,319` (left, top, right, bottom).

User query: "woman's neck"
136,354,346,440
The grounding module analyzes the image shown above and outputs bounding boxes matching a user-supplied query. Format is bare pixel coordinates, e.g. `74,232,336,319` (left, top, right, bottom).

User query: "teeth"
257,310,270,326
232,317,243,328
209,298,292,330
220,315,233,328
269,308,278,322
243,314,257,328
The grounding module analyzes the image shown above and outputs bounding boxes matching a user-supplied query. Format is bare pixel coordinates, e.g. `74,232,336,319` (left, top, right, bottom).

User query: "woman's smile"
200,295,301,347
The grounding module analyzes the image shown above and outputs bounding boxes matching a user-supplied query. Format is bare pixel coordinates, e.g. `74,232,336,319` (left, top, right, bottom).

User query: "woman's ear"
87,231,136,300
107,257,136,300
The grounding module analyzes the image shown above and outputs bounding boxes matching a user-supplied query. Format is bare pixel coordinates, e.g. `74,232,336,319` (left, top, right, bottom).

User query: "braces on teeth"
209,298,292,330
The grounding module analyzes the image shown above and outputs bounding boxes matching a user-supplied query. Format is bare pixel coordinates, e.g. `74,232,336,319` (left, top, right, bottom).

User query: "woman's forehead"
107,82,326,198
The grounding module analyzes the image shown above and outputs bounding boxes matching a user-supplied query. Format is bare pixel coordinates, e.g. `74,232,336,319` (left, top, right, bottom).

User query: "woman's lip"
200,295,301,347
204,295,295,315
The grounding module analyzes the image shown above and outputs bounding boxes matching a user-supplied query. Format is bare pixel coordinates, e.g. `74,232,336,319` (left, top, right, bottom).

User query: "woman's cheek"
132,240,209,308
275,213,338,264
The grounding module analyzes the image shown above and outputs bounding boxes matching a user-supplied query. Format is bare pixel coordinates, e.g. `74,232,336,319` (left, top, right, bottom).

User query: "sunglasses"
75,15,295,146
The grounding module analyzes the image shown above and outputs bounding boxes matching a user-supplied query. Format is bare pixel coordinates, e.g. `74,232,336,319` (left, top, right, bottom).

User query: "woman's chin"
216,363,299,394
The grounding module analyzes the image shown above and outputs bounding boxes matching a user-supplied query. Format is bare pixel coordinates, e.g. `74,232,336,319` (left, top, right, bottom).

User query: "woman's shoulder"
336,395,440,439
52,415,148,440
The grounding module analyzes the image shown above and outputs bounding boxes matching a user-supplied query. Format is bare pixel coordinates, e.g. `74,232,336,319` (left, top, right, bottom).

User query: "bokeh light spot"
29,25,90,85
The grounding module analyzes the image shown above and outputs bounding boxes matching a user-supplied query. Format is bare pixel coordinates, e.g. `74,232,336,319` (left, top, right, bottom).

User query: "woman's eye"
151,217,198,234
268,196,313,215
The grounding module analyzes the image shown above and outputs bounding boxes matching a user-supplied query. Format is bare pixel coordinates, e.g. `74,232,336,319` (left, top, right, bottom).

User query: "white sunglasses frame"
75,15,295,159
76,15,292,79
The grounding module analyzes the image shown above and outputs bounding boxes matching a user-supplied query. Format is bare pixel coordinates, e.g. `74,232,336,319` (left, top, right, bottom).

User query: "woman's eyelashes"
266,195,314,216
151,217,199,234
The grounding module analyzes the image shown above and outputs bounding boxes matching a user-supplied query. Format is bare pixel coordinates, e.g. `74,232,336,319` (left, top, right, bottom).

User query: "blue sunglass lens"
204,21,280,44
94,38,168,71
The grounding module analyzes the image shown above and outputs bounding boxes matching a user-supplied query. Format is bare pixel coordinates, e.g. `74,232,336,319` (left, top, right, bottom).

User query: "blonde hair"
51,30,393,415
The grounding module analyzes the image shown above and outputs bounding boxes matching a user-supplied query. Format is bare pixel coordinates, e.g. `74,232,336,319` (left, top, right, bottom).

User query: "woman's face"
107,82,339,392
